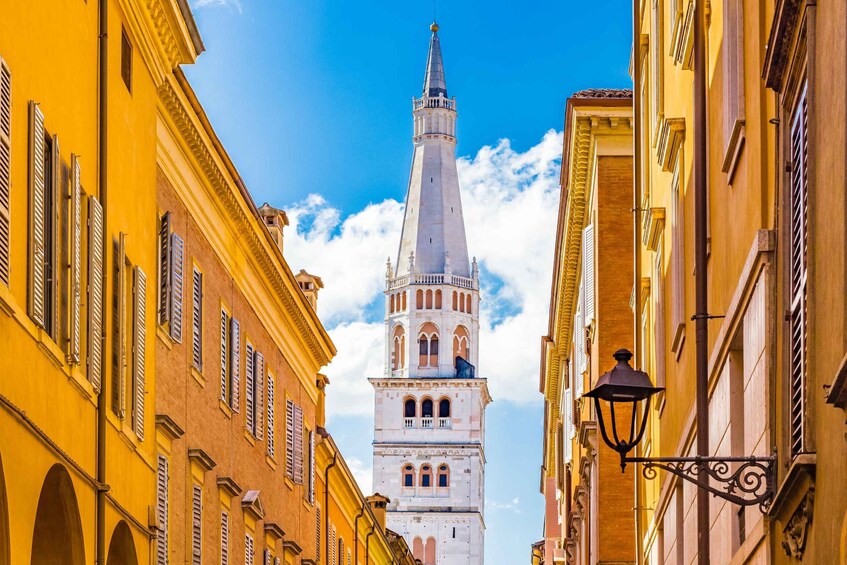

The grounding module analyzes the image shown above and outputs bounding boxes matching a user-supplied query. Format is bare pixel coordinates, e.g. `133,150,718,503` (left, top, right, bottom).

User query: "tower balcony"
387,272,476,291
403,417,453,429
413,94,457,111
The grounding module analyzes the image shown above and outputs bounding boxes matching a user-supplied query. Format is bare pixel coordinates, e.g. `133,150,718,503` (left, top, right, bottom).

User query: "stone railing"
387,273,475,290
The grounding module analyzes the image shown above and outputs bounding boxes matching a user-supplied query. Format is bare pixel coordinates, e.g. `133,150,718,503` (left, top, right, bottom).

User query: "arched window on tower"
403,465,415,488
416,289,423,309
437,464,450,488
438,398,451,418
459,292,466,313
425,289,433,309
435,290,442,309
404,398,417,418
429,336,439,367
420,465,433,488
390,294,395,314
424,537,436,565
413,537,424,562
418,323,439,368
453,325,470,367
421,398,433,420
392,326,406,371
466,294,472,313
402,291,407,311
452,290,458,310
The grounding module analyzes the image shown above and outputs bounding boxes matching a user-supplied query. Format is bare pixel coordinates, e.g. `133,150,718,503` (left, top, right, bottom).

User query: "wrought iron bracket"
623,455,776,513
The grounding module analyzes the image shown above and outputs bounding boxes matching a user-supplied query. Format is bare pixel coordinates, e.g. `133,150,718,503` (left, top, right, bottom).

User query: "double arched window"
418,323,439,368
392,325,406,370
452,325,470,366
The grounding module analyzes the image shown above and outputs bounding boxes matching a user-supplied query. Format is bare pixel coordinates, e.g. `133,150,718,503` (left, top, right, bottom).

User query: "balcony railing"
404,418,415,429
386,273,475,290
421,417,434,429
404,417,452,429
438,418,451,429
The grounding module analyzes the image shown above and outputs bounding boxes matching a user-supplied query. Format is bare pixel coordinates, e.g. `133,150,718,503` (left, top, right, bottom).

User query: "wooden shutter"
156,455,169,565
87,196,104,391
315,506,321,562
263,549,271,565
191,484,202,565
220,511,229,565
285,399,295,479
68,155,82,364
582,224,595,324
245,343,255,435
266,372,275,458
220,310,229,402
229,318,240,412
191,268,202,370
293,405,304,483
255,351,265,441
331,526,336,565
49,133,59,333
0,58,11,286
564,388,573,463
245,534,254,565
133,267,147,440
169,232,184,342
115,233,127,420
308,430,315,504
29,101,46,327
158,213,171,325
789,84,808,456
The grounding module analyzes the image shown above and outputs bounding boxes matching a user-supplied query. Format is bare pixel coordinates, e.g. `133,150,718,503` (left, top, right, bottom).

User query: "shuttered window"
575,294,586,375
245,534,254,565
267,372,275,458
229,317,240,412
255,351,265,441
0,57,10,286
308,429,315,504
564,388,573,463
285,399,295,480
68,155,82,364
170,233,184,342
220,309,229,403
156,455,169,565
330,526,337,565
157,212,185,343
245,343,255,435
293,404,304,484
191,268,203,371
132,267,147,440
87,196,104,391
220,511,229,565
114,234,127,419
670,156,686,352
191,484,202,565
582,224,595,325
158,213,171,325
788,82,809,457
315,506,321,562
263,549,271,565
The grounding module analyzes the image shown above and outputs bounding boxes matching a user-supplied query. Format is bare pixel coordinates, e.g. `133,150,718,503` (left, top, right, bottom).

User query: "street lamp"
584,350,776,511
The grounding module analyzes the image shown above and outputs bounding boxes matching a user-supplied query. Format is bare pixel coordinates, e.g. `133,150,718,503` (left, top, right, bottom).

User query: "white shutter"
285,399,295,479
245,343,255,434
582,224,595,325
133,267,147,440
293,405,304,483
156,455,169,565
315,506,321,562
29,101,46,327
266,372,275,458
245,534,254,565
87,196,104,391
158,213,171,325
220,310,229,402
116,233,126,420
564,388,573,463
255,351,265,441
229,318,240,412
263,549,271,565
49,133,58,332
68,155,82,364
331,526,336,565
220,511,229,565
191,268,202,370
191,484,202,565
308,430,315,504
169,232,184,342
0,58,11,286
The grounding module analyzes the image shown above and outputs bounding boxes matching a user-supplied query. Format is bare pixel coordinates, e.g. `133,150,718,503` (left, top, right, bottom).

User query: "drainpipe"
354,505,365,565
631,0,643,562
324,448,338,562
365,525,375,565
96,0,109,562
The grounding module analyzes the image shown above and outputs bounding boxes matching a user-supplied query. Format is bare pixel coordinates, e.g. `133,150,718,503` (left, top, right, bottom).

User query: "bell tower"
371,22,490,565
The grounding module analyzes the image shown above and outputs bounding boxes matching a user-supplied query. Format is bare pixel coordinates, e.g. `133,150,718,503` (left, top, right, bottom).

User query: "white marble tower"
371,22,490,565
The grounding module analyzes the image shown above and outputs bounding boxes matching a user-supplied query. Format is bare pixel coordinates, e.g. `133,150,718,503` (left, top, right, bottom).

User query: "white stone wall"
386,513,485,565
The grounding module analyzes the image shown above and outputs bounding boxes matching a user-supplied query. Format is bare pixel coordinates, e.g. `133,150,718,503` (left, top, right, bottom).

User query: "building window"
438,398,450,418
670,151,686,354
158,212,185,343
404,398,416,418
437,465,449,487
420,465,432,488
0,57,11,287
121,28,132,92
453,325,470,366
421,398,433,418
392,325,406,370
156,455,169,565
721,0,745,179
244,344,265,439
435,289,442,309
788,80,808,457
191,268,203,371
403,464,415,487
220,311,240,411
191,484,202,564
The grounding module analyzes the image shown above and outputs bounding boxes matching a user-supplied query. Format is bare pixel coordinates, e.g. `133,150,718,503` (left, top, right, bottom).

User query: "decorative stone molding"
241,489,265,521
187,448,216,473
155,414,185,440
763,0,803,90
642,207,665,251
825,352,847,413
216,476,242,500
264,522,285,542
782,488,814,558
657,118,686,172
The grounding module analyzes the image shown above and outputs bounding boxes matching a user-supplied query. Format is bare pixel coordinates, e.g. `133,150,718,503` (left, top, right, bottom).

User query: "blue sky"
185,2,631,563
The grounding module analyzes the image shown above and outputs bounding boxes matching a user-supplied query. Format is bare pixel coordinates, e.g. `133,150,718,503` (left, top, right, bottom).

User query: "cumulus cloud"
345,457,374,494
282,130,562,419
487,497,522,514
193,0,242,14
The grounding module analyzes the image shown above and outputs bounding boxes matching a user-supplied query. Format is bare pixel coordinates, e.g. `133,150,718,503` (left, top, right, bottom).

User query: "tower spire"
422,22,447,97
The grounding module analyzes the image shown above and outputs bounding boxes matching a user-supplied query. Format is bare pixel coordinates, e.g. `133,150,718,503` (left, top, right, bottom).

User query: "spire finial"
430,21,439,33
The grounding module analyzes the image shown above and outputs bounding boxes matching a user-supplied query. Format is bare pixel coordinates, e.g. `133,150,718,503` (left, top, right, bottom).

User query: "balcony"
421,417,434,429
404,418,415,429
403,417,452,429
438,418,451,429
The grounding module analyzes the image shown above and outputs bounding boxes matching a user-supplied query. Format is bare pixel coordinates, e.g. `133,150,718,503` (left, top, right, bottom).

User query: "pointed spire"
422,22,447,98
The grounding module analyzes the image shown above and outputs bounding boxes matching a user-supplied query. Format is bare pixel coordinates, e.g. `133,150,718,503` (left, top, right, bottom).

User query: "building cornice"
156,73,335,394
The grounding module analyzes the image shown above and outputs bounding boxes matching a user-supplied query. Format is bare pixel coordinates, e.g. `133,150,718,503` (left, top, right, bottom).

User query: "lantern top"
583,349,664,402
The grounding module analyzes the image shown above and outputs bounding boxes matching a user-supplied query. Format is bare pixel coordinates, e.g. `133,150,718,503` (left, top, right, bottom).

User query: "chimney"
316,374,329,428
257,202,289,253
295,270,324,311
366,493,390,531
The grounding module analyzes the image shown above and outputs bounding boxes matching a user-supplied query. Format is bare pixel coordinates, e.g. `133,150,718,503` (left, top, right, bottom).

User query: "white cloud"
345,457,374,495
487,496,522,513
282,130,562,418
193,0,242,14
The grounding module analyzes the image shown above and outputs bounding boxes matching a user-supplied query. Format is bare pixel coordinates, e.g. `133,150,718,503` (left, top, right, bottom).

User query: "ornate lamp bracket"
623,455,776,513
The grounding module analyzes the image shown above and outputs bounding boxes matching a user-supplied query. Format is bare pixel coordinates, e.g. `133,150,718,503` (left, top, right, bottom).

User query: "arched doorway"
0,453,10,565
31,464,85,565
107,521,138,565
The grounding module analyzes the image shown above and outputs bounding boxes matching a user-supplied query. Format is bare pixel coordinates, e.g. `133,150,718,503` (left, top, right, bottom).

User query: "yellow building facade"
0,0,200,563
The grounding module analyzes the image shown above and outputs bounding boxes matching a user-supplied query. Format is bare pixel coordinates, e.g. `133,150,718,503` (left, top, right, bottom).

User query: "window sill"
265,454,277,470
244,429,256,446
284,476,295,491
218,399,233,419
721,119,746,184
191,366,205,388
156,326,173,349
0,283,15,316
671,324,685,360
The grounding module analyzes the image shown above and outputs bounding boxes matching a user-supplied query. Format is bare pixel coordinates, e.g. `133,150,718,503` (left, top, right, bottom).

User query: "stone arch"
107,521,138,565
392,325,406,370
438,397,451,418
435,290,442,309
437,464,450,488
459,292,465,312
0,453,9,565
402,291,407,311
420,397,434,419
452,290,458,310
31,464,85,565
424,537,436,565
403,464,416,488
418,323,439,368
419,465,433,488
425,289,433,309
466,294,472,314
453,325,470,366
403,396,417,418
416,289,423,309
412,537,424,561
390,294,396,314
